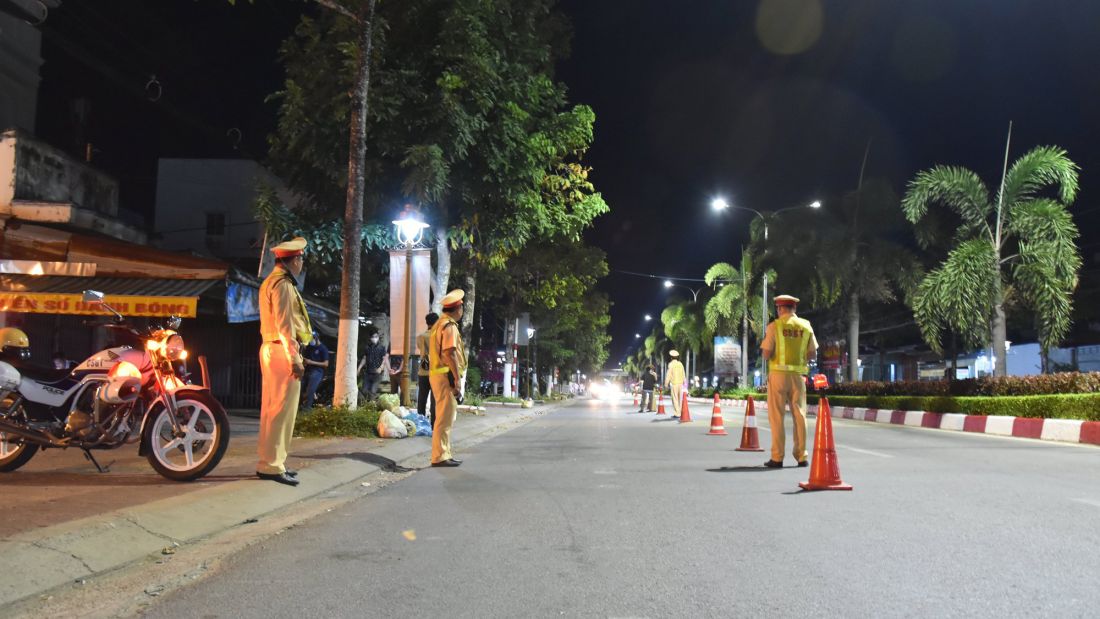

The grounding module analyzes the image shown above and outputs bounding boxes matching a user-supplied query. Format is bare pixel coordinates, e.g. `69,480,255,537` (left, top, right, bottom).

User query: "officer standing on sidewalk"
666,350,685,418
760,294,818,468
429,290,466,467
257,237,312,486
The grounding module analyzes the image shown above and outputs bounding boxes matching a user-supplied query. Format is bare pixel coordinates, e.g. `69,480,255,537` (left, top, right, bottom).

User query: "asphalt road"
142,398,1100,618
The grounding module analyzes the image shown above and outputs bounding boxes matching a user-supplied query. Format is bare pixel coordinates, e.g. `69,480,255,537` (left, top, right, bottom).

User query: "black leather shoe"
285,469,298,477
430,459,461,467
449,459,462,464
257,471,300,486
796,460,809,468
763,460,784,468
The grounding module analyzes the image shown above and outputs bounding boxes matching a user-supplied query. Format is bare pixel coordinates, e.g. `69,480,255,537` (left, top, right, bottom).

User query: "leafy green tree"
902,142,1080,375
265,0,608,366
661,299,707,381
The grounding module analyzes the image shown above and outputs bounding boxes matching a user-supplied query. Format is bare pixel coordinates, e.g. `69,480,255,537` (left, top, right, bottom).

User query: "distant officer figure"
416,312,440,426
761,294,818,468
666,350,685,418
257,236,312,486
428,290,466,467
638,364,657,413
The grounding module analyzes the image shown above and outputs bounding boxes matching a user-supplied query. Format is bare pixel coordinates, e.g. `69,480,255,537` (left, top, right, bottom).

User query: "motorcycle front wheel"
142,390,230,481
0,430,37,472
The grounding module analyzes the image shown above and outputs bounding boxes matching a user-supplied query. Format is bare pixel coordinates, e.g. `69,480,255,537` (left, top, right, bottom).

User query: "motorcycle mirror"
82,290,105,303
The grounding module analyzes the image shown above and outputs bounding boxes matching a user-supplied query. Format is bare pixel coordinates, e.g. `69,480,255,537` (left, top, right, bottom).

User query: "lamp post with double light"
710,197,820,384
393,208,429,408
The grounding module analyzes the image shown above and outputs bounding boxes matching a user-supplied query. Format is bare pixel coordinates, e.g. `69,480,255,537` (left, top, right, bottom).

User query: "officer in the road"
666,350,685,418
257,236,312,486
760,294,818,468
428,290,467,467
638,364,657,413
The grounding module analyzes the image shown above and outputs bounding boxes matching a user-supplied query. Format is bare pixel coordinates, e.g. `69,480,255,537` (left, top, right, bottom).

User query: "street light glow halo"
393,209,430,246
663,280,673,288
711,197,730,211
810,200,822,209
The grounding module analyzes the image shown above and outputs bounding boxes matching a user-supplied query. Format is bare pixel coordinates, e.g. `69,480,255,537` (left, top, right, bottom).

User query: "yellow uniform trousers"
766,370,808,463
257,342,301,474
429,374,458,463
668,382,684,415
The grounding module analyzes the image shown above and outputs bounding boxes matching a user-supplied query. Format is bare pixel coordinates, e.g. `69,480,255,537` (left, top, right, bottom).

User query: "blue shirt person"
299,331,330,409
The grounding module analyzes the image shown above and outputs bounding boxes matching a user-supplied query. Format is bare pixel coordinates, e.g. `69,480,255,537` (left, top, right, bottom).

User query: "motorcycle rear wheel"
142,390,230,481
0,430,37,472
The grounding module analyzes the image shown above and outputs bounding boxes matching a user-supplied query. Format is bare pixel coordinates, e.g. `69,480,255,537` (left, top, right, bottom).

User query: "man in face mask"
356,331,389,400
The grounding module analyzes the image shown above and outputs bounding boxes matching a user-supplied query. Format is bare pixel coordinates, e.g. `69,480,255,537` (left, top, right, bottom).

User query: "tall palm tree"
703,252,767,385
902,140,1080,375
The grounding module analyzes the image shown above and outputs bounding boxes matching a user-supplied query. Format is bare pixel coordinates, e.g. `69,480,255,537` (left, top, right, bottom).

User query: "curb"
685,397,1100,447
0,401,567,607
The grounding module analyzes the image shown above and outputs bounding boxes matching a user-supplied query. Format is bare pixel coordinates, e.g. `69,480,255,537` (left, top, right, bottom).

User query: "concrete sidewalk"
0,402,564,607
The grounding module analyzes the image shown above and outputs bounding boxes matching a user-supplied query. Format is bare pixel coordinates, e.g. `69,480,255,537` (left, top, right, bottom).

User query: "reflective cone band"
679,389,692,423
798,397,852,491
634,392,639,406
656,388,666,415
735,397,765,451
707,392,727,435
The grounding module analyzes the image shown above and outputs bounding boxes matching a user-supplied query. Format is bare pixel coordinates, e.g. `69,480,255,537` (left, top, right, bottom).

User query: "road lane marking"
836,445,894,458
1071,498,1100,509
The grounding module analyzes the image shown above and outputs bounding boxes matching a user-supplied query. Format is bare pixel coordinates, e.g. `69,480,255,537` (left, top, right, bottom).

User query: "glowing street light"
393,207,429,407
644,314,652,321
711,197,730,211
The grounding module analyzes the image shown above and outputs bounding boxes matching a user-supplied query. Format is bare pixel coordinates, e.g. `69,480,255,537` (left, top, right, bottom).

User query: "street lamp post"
393,208,429,408
711,197,820,385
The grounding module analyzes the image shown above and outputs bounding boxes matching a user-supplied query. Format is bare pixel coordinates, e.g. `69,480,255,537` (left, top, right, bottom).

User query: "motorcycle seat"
12,362,74,386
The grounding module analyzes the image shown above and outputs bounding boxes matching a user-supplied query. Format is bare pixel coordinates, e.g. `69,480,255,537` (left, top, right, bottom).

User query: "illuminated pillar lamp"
393,208,430,408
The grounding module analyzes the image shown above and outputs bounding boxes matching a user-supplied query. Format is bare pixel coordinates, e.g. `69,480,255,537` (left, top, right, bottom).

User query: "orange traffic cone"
798,398,852,491
656,388,666,415
633,392,639,407
735,397,765,452
707,392,727,435
679,389,692,423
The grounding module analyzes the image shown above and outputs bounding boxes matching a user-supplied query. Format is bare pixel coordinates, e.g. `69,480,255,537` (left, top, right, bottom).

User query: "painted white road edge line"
837,445,894,458
1071,498,1100,509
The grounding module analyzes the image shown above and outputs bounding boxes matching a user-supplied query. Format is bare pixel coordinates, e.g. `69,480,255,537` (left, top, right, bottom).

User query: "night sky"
30,0,1100,367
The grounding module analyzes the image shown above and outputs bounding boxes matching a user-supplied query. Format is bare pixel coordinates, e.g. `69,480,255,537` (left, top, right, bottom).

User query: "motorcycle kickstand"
82,449,112,473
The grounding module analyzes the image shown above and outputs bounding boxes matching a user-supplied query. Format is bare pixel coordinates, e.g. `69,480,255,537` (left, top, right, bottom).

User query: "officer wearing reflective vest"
760,294,818,469
257,236,313,486
428,289,467,467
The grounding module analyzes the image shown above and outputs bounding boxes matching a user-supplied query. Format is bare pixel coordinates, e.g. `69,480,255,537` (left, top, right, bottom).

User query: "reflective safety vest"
769,315,813,374
429,315,466,377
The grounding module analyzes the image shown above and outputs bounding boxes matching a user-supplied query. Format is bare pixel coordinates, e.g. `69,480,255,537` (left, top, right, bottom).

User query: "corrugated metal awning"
0,275,220,297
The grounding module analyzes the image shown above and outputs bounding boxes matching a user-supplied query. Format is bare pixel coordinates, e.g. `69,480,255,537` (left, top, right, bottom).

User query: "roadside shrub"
294,403,383,438
827,372,1100,397
483,395,523,404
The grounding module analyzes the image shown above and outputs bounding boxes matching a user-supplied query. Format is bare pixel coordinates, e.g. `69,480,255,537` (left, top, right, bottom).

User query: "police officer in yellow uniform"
760,294,818,468
257,236,313,486
665,350,686,418
428,290,466,467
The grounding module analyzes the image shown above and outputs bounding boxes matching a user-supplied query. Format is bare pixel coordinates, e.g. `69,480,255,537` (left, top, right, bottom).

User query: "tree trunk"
992,278,1008,377
431,227,450,313
847,291,860,382
333,0,377,408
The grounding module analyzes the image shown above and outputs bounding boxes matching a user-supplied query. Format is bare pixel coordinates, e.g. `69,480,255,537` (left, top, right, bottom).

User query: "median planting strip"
685,397,1100,447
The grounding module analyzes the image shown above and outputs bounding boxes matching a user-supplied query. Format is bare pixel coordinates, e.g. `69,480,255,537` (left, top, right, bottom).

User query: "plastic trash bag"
377,409,408,438
411,413,433,437
377,393,401,413
402,419,417,436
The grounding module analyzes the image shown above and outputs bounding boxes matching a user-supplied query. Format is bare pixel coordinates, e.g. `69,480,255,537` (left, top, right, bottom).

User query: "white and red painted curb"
685,397,1100,447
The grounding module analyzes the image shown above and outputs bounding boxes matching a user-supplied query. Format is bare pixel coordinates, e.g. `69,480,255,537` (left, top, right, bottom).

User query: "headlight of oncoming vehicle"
164,334,187,361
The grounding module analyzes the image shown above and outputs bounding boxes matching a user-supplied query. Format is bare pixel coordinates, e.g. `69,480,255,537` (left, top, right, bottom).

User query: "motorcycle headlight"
165,334,186,361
